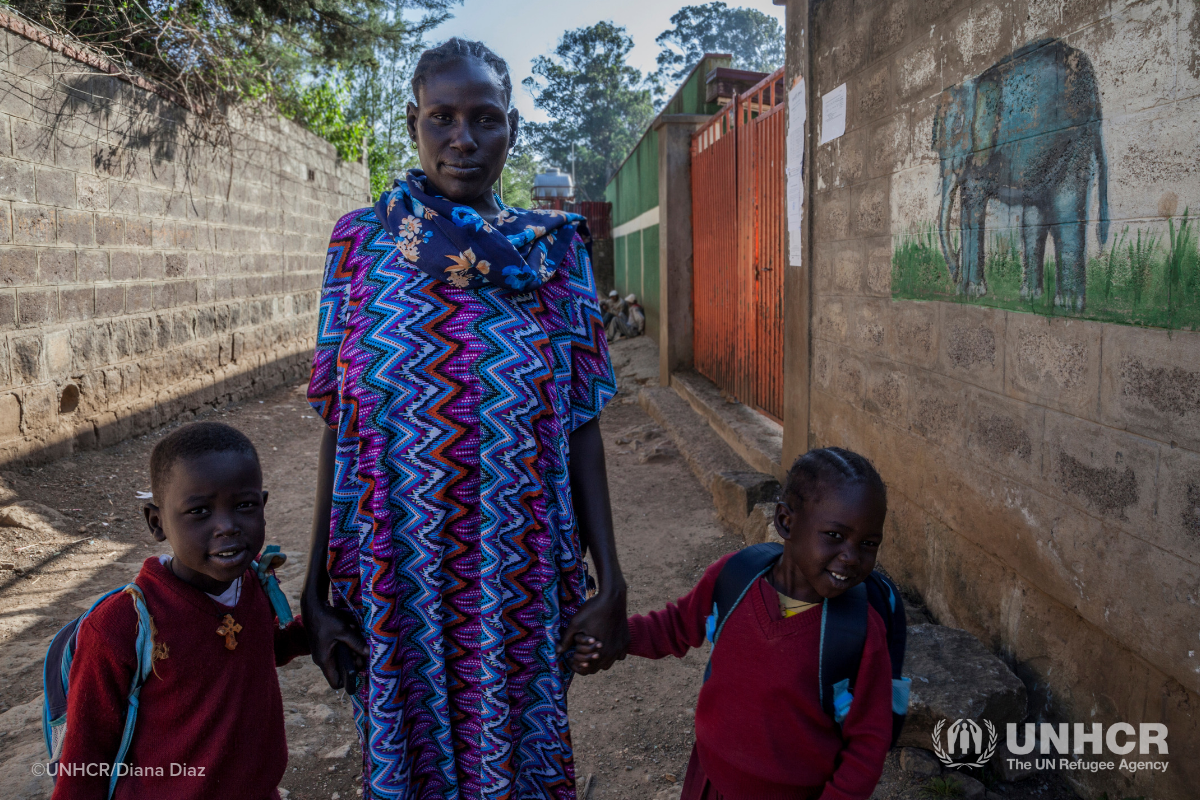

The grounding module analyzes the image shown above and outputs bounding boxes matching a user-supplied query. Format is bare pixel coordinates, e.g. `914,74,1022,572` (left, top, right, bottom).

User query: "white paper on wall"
787,77,806,267
819,83,847,145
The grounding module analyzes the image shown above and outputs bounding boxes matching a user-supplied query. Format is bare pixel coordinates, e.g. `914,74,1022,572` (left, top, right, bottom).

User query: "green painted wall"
642,223,660,337
608,131,659,228
627,230,643,304
614,234,626,294
604,53,731,342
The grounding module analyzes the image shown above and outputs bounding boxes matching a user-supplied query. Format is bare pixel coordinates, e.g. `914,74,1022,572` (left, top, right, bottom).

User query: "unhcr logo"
1005,723,1169,774
932,719,1171,774
931,719,998,769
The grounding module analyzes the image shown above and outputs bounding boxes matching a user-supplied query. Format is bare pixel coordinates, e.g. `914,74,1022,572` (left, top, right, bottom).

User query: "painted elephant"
932,38,1109,311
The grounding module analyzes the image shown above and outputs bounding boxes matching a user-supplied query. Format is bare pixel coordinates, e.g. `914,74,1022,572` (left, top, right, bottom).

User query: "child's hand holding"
569,632,610,675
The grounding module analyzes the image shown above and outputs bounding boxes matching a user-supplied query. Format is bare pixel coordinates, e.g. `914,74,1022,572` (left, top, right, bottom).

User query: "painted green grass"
891,212,1200,331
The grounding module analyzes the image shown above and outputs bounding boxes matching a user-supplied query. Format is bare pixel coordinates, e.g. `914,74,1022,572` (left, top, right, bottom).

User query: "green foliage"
919,776,965,798
280,77,369,162
499,147,538,210
10,0,455,167
891,213,1200,331
654,2,785,87
522,21,656,201
342,43,426,195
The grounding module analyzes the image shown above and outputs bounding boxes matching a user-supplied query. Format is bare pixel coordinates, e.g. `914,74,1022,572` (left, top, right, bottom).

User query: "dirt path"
0,336,1084,800
0,338,738,800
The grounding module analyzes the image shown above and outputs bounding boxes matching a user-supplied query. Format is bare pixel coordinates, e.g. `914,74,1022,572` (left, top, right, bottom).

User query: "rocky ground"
0,338,1079,800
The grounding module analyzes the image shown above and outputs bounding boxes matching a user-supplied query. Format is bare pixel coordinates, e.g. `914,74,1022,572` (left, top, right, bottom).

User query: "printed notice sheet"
787,77,806,267
819,83,847,145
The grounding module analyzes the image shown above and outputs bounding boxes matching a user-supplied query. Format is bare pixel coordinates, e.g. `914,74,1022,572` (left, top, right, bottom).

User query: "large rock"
944,773,987,799
994,738,1041,781
897,624,1027,748
899,747,941,777
0,500,70,535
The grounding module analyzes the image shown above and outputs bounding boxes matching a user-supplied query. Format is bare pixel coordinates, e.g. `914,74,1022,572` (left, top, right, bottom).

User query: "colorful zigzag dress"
307,196,616,800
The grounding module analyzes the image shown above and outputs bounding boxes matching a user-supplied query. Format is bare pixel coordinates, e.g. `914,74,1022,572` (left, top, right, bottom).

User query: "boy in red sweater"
573,447,893,800
52,422,308,800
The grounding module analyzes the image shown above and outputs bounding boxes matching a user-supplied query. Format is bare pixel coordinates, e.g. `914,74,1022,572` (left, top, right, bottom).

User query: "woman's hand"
303,425,367,692
302,593,368,691
564,416,628,673
557,583,629,673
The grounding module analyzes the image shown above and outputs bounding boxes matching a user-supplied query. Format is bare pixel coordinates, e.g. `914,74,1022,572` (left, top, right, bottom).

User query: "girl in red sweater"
53,422,308,800
573,447,893,800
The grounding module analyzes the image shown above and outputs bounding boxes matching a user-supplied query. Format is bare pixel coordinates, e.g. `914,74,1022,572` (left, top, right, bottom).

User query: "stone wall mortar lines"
0,25,368,463
809,344,1197,562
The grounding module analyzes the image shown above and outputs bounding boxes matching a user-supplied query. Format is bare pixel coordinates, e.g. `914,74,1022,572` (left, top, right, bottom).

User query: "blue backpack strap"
703,543,783,683
111,584,159,800
819,581,869,724
864,572,907,678
253,545,294,627
864,571,911,744
823,571,911,741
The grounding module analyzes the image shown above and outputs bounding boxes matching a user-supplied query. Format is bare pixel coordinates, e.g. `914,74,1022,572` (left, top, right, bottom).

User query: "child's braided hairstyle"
411,37,513,107
783,447,886,511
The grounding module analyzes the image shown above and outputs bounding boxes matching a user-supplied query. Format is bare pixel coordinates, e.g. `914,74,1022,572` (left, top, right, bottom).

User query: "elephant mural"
932,38,1110,311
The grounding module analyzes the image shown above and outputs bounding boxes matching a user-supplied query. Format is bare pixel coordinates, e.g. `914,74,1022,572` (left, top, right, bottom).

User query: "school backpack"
41,545,295,798
704,542,911,745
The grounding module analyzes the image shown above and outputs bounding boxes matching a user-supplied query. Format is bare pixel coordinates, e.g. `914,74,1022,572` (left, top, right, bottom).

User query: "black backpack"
704,542,910,745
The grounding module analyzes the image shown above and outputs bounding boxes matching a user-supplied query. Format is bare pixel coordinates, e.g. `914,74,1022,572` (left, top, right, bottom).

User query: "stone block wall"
0,18,370,464
796,0,1200,796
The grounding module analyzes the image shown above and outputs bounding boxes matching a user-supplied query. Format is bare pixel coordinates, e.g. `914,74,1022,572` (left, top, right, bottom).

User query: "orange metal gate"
691,68,786,421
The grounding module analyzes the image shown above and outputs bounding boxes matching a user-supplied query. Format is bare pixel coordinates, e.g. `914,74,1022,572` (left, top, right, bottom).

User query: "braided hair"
411,37,513,107
783,447,886,511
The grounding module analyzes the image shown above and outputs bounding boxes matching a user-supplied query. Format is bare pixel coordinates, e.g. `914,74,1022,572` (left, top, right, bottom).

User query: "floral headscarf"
374,170,588,292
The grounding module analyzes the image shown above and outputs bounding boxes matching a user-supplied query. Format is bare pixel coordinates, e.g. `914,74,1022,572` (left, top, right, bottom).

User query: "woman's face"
407,57,514,213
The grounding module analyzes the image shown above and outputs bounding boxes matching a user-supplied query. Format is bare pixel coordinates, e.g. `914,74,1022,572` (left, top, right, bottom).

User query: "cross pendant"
217,614,242,651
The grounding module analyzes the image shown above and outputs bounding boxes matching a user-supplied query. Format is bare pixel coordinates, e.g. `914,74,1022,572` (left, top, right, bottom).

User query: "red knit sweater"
627,553,892,800
52,556,309,800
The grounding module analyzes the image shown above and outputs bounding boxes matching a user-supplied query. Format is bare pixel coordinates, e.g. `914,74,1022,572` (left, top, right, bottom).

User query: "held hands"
567,632,627,675
556,587,630,676
301,593,369,693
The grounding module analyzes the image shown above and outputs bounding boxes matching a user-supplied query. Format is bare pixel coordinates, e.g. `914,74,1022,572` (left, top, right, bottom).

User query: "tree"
499,146,538,210
522,22,655,201
279,75,370,163
12,0,456,134
343,44,428,195
654,2,785,88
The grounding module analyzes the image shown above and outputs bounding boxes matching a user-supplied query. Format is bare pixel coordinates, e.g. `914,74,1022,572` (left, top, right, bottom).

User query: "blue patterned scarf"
374,169,587,292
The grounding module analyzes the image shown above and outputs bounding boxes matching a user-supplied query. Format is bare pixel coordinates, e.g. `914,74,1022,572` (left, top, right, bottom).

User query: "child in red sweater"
52,422,308,800
574,447,894,800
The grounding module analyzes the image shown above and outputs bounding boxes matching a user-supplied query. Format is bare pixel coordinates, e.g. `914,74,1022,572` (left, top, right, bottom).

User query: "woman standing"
301,39,628,800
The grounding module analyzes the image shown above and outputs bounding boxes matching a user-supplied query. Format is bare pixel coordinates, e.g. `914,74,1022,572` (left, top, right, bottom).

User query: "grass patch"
891,212,1200,331
919,776,965,798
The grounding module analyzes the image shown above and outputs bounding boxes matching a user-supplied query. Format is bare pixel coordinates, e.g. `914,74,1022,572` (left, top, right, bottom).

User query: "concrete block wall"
0,20,370,464
797,0,1200,796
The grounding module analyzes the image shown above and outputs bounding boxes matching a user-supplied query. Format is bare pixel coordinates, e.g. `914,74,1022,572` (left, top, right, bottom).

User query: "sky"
424,0,787,124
